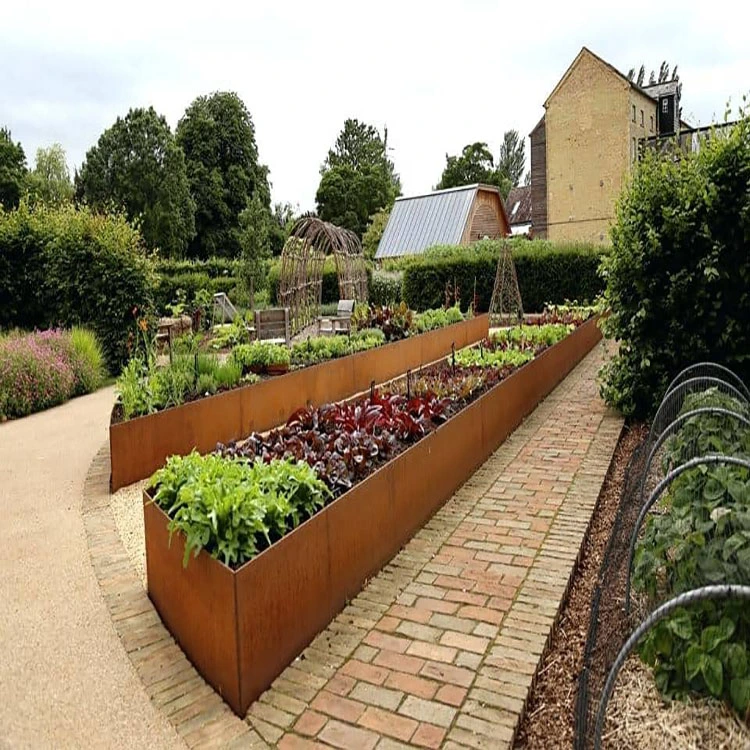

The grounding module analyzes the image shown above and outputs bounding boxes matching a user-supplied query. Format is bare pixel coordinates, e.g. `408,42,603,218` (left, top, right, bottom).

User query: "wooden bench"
318,300,355,335
255,307,290,345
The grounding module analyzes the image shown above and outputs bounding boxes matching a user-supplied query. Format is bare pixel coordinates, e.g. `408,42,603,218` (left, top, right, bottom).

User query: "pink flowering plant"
0,328,104,419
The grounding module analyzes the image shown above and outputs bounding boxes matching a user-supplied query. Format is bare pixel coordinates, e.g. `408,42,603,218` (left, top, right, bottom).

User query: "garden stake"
452,343,455,373
407,369,411,399
370,380,375,400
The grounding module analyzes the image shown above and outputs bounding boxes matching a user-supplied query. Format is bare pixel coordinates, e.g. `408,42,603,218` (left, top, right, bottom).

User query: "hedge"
0,203,155,372
154,258,241,312
400,239,607,312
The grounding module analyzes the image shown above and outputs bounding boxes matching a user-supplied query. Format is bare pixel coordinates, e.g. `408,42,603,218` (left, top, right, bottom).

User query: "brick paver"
246,343,622,749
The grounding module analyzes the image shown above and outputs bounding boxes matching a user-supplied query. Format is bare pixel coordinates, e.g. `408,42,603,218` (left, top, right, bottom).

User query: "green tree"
237,196,270,309
269,201,296,256
497,130,526,188
316,119,400,237
600,110,750,419
0,127,27,210
177,92,270,259
362,208,390,260
78,107,195,257
26,143,74,205
436,142,511,197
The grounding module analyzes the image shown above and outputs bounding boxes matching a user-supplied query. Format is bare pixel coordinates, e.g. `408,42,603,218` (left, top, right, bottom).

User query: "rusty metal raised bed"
111,315,489,491
143,317,602,716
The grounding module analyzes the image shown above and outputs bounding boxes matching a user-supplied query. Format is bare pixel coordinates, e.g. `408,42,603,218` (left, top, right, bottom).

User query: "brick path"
244,343,623,749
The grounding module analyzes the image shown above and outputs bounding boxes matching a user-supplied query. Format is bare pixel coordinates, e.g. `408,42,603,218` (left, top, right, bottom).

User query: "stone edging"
82,444,265,749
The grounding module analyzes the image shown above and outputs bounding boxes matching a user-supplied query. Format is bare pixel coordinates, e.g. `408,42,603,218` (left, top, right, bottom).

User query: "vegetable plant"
150,452,331,568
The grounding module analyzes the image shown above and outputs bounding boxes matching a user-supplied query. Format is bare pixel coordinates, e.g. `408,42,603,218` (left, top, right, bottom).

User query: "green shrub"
401,238,606,312
69,327,105,395
370,271,402,306
0,203,155,372
600,113,750,419
415,306,464,333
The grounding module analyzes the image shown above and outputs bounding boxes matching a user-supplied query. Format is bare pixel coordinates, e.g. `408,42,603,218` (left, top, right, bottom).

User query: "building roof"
505,186,532,226
544,47,657,108
375,184,499,259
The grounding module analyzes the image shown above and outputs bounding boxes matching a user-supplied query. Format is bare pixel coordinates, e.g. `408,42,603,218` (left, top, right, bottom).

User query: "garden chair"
255,307,291,345
317,299,355,335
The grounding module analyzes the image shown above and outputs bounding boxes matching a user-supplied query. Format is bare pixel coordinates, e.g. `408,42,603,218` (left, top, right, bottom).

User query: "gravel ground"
111,479,148,587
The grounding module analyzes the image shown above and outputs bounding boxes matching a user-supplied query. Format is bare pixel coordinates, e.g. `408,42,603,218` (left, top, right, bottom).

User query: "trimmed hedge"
0,203,155,372
370,271,402,306
154,258,241,312
400,239,606,312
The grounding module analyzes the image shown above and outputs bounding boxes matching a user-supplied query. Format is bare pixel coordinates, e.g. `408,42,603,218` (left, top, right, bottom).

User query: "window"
632,105,636,122
650,115,654,131
631,137,637,163
662,98,669,113
640,110,644,126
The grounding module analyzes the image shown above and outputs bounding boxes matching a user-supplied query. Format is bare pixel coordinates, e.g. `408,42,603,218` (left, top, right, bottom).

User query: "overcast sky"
3,0,748,212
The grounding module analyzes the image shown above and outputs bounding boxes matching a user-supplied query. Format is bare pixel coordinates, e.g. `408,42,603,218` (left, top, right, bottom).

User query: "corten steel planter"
111,315,489,491
143,316,601,716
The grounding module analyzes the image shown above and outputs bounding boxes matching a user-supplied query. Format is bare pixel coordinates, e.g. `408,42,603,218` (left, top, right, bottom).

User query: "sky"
2,0,748,212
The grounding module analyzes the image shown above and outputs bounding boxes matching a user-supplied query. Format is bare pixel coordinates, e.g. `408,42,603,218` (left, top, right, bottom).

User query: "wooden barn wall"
461,190,508,244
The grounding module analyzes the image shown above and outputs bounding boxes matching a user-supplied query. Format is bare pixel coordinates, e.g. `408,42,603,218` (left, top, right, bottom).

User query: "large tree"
436,142,511,197
26,143,74,205
177,92,270,259
0,127,27,210
78,107,195,257
315,119,400,237
497,130,526,188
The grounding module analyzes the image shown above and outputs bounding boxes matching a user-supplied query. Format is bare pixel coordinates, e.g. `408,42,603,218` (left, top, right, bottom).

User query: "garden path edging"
82,443,266,749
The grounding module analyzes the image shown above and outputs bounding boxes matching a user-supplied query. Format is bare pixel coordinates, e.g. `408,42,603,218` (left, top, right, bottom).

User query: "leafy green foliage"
362,208,390,259
351,302,416,341
290,329,386,367
316,119,400,237
435,142,511,198
116,351,243,420
600,112,750,419
491,323,573,349
150,453,331,567
454,346,533,370
400,238,606,312
78,107,196,258
633,389,750,715
177,92,271,259
0,202,155,371
237,195,270,306
370,270,402,306
233,341,290,372
415,306,464,332
69,326,105,395
0,127,27,210
25,143,74,206
497,130,526,188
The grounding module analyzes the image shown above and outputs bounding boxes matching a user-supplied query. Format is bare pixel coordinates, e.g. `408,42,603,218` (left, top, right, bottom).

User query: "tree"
78,107,195,257
237,196,270,310
0,127,27,210
497,130,526,188
362,208,390,260
316,119,400,237
268,201,296,256
26,143,74,205
436,142,511,197
177,92,270,259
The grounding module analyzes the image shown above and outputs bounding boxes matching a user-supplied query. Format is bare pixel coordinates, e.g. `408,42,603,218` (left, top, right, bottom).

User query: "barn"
375,183,511,260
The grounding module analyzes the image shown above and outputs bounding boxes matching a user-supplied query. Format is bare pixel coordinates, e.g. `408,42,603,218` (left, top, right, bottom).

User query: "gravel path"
0,388,183,750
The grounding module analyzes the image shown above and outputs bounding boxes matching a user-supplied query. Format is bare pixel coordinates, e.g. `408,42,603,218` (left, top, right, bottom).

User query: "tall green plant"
600,110,750,419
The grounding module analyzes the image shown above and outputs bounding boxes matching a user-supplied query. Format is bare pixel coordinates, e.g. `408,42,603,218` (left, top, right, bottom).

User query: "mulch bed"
513,422,648,749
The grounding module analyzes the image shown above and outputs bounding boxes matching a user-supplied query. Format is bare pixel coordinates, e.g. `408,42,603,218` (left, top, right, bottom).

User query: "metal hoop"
667,362,750,401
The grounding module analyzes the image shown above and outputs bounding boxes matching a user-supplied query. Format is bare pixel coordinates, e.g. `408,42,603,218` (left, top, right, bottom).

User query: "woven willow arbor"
279,216,368,335
488,242,524,326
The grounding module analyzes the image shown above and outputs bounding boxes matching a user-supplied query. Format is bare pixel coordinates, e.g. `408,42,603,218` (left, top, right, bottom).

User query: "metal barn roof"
375,184,481,259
